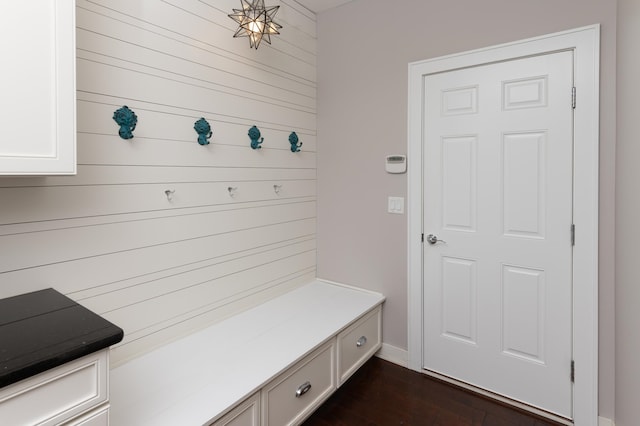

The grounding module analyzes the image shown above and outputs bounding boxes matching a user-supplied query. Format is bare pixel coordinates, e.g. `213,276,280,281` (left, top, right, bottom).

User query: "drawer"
337,306,382,386
0,350,108,426
210,392,260,426
261,341,335,426
65,404,109,426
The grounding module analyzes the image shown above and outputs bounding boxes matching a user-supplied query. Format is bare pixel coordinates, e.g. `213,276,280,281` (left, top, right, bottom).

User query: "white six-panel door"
422,51,574,417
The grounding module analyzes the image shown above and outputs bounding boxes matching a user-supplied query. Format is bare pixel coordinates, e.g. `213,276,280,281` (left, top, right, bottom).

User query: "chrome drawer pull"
295,381,312,398
356,336,367,347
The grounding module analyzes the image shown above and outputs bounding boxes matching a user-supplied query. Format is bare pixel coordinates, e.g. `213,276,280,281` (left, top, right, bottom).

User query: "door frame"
407,25,599,425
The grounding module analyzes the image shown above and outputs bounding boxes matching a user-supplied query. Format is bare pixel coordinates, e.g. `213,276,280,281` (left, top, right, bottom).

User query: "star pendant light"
228,0,282,49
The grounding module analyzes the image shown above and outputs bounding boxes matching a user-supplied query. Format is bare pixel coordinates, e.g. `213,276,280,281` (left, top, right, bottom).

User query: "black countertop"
0,288,124,388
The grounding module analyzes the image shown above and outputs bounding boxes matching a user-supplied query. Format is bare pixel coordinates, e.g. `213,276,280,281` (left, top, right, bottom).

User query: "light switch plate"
388,197,404,214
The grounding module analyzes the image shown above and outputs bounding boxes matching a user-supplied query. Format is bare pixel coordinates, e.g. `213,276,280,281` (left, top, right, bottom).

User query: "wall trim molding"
598,417,615,426
375,343,408,368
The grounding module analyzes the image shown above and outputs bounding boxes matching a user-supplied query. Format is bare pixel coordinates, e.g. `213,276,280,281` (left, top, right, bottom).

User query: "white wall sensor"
385,155,407,173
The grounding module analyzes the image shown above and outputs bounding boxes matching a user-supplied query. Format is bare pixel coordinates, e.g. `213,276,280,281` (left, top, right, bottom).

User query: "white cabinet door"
0,1,76,175
66,404,110,426
0,351,108,426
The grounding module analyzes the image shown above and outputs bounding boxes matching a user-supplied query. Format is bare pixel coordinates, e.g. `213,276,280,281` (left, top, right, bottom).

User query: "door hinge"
421,233,424,243
571,360,575,383
571,224,575,246
572,87,576,109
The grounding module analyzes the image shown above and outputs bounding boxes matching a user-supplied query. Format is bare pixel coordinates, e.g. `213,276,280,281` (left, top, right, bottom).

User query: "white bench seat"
109,279,385,426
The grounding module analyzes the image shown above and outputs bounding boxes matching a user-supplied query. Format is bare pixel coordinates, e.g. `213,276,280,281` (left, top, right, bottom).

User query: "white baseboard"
375,343,408,368
599,417,614,426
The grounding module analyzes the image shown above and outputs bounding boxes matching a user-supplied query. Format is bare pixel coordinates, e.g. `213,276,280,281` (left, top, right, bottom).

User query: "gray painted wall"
616,1,639,424
316,0,616,419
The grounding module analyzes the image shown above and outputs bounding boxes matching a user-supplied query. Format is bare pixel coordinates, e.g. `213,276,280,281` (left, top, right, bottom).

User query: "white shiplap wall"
0,0,317,367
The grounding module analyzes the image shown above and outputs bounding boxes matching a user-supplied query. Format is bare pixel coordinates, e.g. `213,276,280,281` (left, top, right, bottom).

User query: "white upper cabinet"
0,1,76,175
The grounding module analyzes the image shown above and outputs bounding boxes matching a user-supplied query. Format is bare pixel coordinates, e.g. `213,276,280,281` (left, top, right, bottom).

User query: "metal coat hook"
113,106,138,140
194,118,212,145
228,186,238,197
248,125,264,149
273,184,282,195
289,132,302,152
164,189,175,201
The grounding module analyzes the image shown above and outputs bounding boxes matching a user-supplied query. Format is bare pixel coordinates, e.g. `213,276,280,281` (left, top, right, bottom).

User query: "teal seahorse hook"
289,132,302,152
113,106,137,140
248,125,264,149
194,118,212,145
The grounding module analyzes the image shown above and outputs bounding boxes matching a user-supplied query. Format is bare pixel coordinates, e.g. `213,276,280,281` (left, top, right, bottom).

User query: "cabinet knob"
356,336,367,347
295,381,312,398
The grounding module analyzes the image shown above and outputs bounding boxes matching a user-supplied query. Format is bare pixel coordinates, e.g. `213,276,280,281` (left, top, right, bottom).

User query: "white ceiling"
295,0,354,13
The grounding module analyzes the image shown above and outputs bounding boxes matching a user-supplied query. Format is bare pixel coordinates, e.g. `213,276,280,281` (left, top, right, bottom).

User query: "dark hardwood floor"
303,357,565,426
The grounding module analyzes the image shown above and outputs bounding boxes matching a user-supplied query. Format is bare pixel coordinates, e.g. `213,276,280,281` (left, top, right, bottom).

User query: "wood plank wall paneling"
0,0,317,367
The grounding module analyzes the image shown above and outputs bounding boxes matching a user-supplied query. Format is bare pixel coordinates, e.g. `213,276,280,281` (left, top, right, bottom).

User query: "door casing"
407,25,599,425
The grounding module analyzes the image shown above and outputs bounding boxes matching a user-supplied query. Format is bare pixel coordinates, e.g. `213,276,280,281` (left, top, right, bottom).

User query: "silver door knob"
426,234,446,245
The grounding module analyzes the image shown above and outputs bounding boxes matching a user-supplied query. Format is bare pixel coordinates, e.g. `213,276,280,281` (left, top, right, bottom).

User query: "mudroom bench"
109,279,385,426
